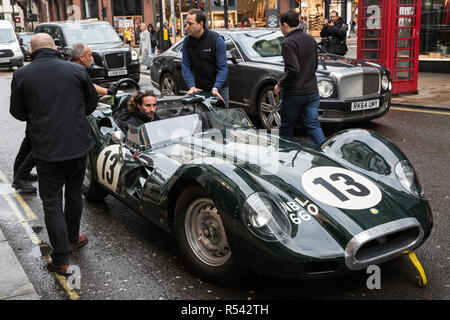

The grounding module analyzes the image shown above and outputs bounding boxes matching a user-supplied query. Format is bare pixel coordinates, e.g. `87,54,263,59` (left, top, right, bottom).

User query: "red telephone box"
358,0,422,94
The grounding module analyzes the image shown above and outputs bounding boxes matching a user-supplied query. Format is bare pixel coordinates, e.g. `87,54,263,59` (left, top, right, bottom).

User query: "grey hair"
71,43,86,62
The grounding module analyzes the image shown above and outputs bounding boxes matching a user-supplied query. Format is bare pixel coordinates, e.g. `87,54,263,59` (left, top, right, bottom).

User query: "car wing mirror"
226,51,238,64
19,38,23,45
53,38,61,47
112,131,127,164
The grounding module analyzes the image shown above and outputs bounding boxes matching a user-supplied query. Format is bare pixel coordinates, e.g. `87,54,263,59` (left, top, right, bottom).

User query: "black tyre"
257,85,281,130
160,73,179,95
174,185,246,285
82,150,108,201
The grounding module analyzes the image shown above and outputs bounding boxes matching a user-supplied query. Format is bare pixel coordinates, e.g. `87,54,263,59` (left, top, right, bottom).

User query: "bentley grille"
105,52,125,69
0,49,14,58
339,73,380,99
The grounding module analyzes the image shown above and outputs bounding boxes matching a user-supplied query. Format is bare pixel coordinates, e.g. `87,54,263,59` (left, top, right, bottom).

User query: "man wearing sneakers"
10,33,97,275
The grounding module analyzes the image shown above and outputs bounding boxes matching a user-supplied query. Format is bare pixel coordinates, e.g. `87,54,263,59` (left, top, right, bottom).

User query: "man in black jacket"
274,9,326,145
320,10,348,56
10,33,98,275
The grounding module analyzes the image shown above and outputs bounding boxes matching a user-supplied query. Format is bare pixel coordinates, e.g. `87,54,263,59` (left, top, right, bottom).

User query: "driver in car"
116,90,159,134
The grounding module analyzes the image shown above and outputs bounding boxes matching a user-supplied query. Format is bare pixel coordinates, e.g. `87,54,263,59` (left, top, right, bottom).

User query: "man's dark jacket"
279,28,318,96
10,48,98,162
320,17,347,56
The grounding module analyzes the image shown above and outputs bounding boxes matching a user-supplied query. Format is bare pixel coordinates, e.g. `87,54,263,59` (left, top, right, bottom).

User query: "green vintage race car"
83,79,433,285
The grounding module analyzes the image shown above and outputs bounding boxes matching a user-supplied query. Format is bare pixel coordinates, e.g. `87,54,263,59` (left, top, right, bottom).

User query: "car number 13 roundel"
96,145,123,193
301,166,382,210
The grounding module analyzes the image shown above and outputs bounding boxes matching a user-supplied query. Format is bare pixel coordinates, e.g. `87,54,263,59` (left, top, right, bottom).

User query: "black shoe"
12,180,37,194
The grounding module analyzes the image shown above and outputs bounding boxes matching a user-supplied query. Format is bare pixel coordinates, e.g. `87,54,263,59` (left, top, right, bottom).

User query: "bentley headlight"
318,80,334,98
395,160,424,197
243,192,292,242
382,74,390,91
131,49,138,61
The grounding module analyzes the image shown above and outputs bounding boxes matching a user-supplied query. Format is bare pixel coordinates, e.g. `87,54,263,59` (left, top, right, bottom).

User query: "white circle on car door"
301,166,382,210
96,145,123,193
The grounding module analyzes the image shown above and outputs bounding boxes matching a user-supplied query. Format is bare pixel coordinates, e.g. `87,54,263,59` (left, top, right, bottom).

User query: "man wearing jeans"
274,9,326,145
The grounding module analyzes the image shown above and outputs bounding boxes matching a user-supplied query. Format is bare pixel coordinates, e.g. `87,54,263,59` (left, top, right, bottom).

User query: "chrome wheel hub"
185,198,231,266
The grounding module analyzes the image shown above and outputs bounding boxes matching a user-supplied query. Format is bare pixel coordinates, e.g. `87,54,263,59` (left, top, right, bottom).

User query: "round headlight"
395,160,424,197
382,74,390,90
318,80,334,98
242,192,292,242
131,49,138,61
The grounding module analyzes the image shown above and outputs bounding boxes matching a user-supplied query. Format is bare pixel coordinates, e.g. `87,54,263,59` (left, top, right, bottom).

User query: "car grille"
0,49,14,58
345,218,424,270
104,52,125,69
339,73,380,99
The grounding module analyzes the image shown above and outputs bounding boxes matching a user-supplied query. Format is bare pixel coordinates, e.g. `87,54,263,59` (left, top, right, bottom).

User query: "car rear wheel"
174,185,245,284
82,150,108,202
160,73,178,95
257,85,281,130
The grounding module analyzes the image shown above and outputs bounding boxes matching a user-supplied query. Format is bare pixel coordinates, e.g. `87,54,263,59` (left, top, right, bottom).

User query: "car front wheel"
82,150,108,202
257,85,281,130
174,185,245,284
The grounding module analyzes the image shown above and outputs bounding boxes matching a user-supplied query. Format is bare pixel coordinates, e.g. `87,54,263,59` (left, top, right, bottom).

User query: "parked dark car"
17,32,33,61
35,21,140,84
150,29,392,129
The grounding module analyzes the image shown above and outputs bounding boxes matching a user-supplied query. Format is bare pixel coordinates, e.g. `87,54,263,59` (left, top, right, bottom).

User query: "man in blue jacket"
182,9,229,108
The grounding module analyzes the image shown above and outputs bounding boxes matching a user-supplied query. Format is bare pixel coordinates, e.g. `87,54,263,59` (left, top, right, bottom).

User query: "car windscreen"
61,23,121,46
124,108,254,148
236,31,284,58
0,28,16,43
19,34,33,44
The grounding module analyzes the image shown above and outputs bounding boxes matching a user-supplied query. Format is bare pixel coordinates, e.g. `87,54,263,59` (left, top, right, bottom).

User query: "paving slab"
0,229,39,300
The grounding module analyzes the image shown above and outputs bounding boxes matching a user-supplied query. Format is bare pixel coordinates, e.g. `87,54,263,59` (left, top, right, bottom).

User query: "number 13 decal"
97,145,123,192
302,167,382,210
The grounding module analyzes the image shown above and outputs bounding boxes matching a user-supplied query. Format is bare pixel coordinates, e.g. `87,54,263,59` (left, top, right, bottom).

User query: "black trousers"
13,125,35,181
35,156,87,266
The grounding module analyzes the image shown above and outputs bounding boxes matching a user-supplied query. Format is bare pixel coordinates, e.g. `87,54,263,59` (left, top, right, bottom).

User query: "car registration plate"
108,69,127,77
0,58,10,63
351,99,380,111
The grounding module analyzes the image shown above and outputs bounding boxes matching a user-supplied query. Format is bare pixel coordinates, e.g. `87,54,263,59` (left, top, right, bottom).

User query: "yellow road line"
391,106,450,116
0,171,37,221
0,170,79,300
2,193,40,245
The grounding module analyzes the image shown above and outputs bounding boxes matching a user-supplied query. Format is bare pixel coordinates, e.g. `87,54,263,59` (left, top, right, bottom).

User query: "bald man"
10,33,98,275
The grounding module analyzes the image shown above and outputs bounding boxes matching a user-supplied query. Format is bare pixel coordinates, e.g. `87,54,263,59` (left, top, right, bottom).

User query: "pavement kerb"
0,228,40,300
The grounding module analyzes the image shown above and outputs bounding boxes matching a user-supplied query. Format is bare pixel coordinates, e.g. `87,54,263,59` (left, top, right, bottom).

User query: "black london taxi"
35,21,140,84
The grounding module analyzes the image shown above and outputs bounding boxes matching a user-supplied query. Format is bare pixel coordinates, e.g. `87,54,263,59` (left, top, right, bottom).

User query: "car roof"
37,20,111,27
215,27,280,34
0,20,14,28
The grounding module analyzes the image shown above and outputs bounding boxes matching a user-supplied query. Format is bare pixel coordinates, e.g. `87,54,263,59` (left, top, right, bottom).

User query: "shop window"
84,0,99,19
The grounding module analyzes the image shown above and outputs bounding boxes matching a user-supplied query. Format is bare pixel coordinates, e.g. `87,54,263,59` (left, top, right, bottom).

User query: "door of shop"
358,0,422,94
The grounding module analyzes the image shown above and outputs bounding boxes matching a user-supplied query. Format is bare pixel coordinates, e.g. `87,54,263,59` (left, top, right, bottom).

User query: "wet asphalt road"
0,69,449,300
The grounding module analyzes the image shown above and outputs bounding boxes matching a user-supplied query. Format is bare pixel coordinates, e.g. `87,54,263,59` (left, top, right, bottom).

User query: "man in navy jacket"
10,33,98,275
182,9,229,108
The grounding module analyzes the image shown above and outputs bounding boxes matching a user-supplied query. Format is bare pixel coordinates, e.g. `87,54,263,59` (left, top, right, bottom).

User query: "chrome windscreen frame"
345,218,424,270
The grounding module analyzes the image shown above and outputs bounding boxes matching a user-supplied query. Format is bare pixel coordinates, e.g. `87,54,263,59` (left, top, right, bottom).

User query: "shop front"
419,0,450,72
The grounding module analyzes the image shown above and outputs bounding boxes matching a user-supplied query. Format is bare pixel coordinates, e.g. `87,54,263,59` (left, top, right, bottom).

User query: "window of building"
420,0,450,60
84,0,99,19
113,0,142,16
